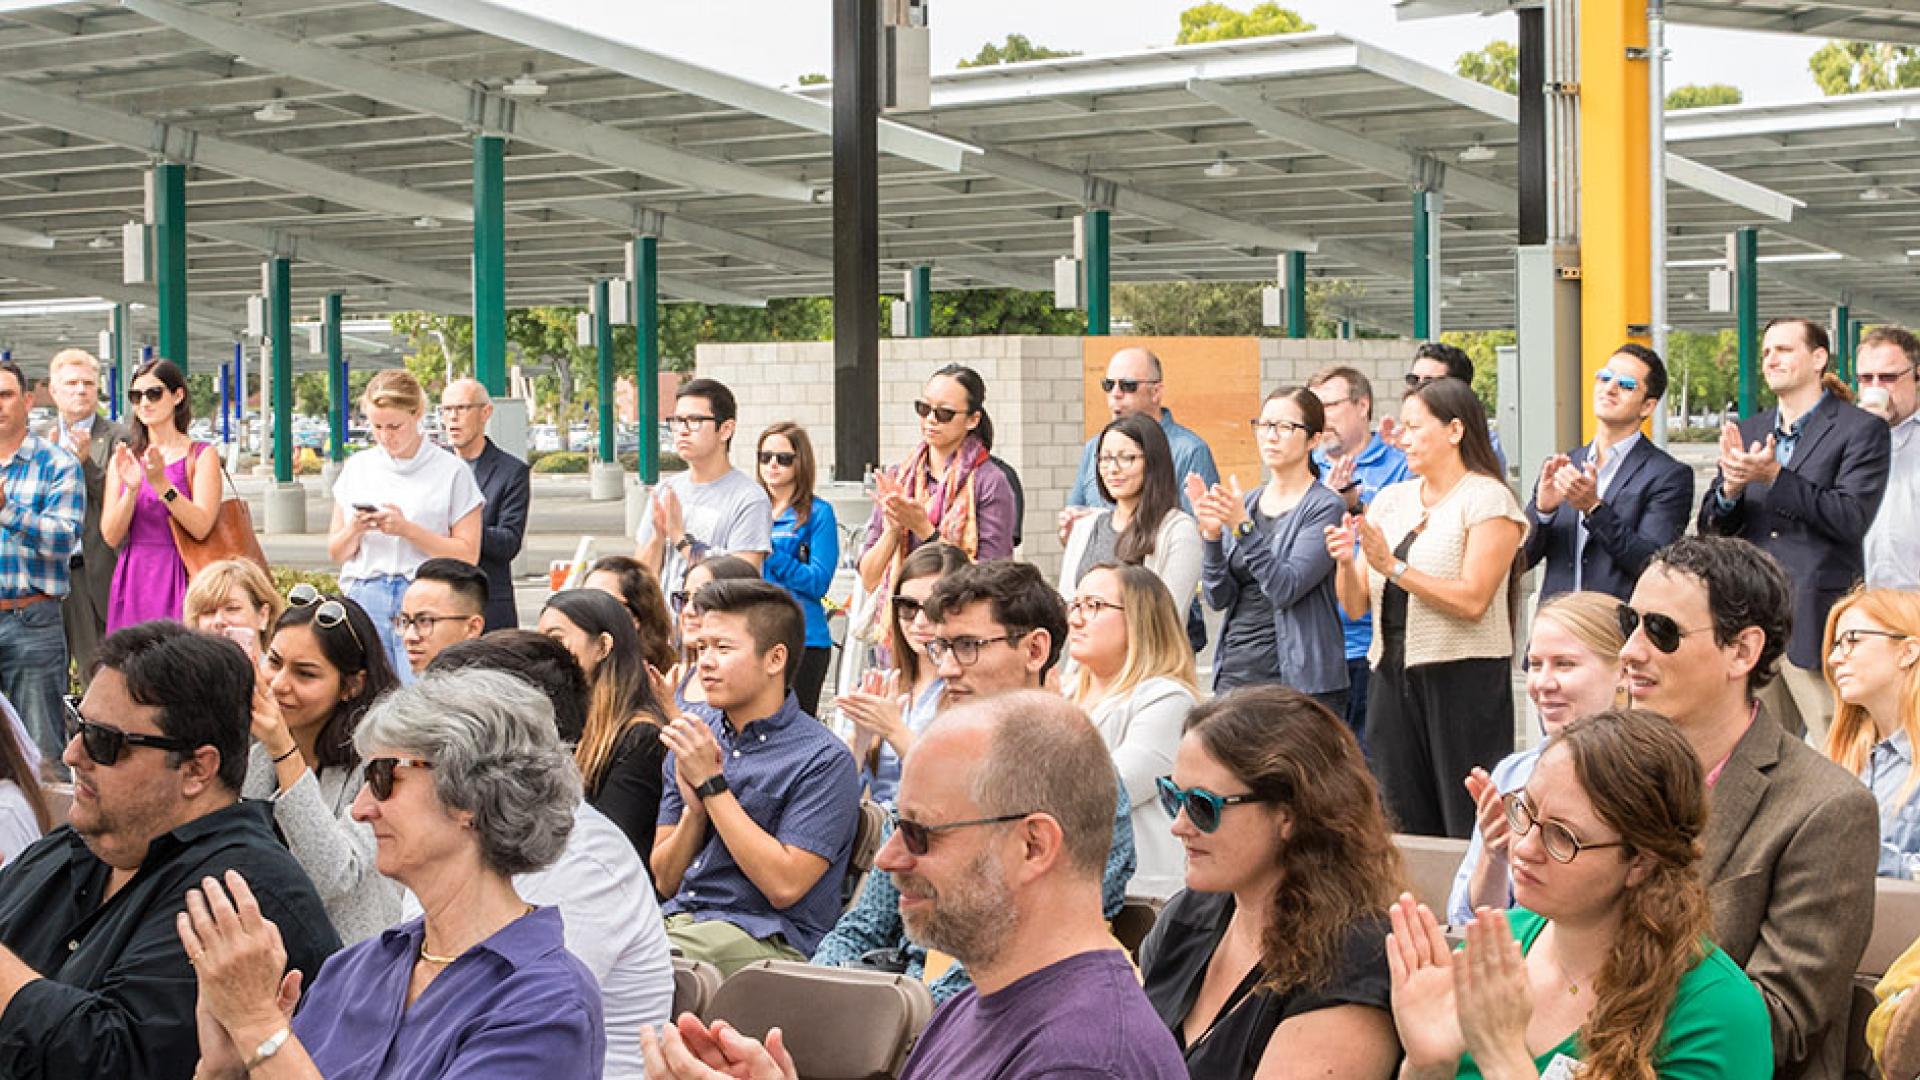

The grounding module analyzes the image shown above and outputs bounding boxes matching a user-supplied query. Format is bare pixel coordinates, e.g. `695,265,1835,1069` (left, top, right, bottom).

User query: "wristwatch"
243,1026,291,1071
1388,559,1409,583
693,774,731,801
1233,519,1255,539
674,532,697,554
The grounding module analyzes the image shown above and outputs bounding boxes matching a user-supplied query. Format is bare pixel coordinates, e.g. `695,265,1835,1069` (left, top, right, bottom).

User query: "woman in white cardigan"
1065,562,1201,900
1059,412,1202,612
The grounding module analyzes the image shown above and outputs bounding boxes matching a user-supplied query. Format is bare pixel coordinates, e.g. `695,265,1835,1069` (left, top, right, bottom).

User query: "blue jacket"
1522,436,1693,602
765,498,839,649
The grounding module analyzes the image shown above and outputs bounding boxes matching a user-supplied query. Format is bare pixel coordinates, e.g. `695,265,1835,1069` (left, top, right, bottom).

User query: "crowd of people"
0,322,1917,1079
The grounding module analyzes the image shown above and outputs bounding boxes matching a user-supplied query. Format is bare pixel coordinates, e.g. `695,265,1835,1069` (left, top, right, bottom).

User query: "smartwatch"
693,774,731,801
162,487,179,504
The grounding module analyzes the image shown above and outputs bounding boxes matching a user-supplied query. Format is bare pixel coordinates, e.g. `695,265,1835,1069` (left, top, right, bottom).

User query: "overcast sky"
498,0,1825,102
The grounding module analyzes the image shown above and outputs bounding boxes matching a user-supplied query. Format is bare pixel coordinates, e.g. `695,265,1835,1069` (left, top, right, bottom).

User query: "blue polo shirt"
657,693,861,955
1312,433,1410,660
1069,407,1219,511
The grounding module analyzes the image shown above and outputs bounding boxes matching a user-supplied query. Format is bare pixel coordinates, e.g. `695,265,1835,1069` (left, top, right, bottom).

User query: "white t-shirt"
332,441,485,583
0,780,42,867
633,467,773,595
400,802,673,1080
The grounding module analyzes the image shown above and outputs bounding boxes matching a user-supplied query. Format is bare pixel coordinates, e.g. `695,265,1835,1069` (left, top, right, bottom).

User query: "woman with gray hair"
175,669,607,1079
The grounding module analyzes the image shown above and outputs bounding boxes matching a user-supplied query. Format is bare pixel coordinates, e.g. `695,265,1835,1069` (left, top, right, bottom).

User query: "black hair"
126,358,192,456
94,622,253,792
1263,385,1328,480
930,363,995,451
1411,378,1504,482
1096,412,1179,564
413,557,489,615
677,377,738,448
1413,341,1474,384
1646,536,1793,696
428,631,590,745
1610,343,1670,402
693,578,807,689
1765,317,1832,358
272,595,400,772
0,360,23,398
924,560,1070,681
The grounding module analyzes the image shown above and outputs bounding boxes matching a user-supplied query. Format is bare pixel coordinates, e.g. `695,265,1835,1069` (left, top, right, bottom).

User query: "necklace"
417,904,536,965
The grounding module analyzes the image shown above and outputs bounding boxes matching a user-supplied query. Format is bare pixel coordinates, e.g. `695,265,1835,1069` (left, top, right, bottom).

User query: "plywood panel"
1083,336,1264,490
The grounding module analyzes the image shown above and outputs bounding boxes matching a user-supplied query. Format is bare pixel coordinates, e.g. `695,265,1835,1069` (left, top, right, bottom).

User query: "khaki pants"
665,913,805,978
1759,661,1836,746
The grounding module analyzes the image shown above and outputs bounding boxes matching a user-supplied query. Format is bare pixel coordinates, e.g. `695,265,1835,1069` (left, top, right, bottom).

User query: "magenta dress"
105,448,197,633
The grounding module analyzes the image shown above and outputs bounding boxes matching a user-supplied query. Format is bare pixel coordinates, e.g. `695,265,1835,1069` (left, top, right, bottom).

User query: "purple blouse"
861,451,1017,563
292,906,605,1080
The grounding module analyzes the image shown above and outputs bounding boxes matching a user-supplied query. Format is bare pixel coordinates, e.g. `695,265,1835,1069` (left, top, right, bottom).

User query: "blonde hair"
1824,587,1920,802
1064,562,1198,705
362,368,425,415
182,558,285,633
1533,590,1625,665
48,348,100,379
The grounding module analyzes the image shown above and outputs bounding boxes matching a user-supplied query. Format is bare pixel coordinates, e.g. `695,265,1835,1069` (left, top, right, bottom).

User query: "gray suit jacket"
1703,705,1878,1080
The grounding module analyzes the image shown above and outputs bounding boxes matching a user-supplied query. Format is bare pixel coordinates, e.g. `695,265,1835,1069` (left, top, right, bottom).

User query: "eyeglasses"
925,633,1017,667
1155,776,1269,834
437,403,485,416
1594,369,1641,393
1404,372,1443,389
1830,627,1911,662
1503,791,1626,864
1067,597,1125,621
393,612,462,635
1616,603,1712,655
912,400,966,424
1251,418,1310,438
889,809,1034,856
64,695,197,767
891,595,924,620
667,415,718,433
364,756,434,801
1100,378,1161,394
128,386,169,405
758,451,796,467
1859,368,1918,387
288,583,367,656
1095,452,1142,471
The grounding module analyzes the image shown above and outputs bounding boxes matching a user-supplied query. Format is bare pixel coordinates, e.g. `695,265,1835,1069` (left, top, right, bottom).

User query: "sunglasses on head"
1156,776,1269,834
888,809,1032,856
128,386,169,405
757,450,796,467
287,583,367,656
363,756,434,801
1100,378,1160,394
912,400,966,424
1616,602,1711,654
1595,369,1641,393
64,695,197,767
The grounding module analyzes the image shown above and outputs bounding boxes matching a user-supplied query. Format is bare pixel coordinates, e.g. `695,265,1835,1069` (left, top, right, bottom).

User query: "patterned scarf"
901,434,988,559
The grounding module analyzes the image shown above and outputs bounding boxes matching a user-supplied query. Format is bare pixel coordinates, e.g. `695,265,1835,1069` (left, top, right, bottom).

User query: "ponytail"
1821,371,1855,404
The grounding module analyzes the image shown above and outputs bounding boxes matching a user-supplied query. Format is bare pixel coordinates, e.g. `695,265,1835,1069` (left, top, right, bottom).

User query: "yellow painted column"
1579,0,1653,442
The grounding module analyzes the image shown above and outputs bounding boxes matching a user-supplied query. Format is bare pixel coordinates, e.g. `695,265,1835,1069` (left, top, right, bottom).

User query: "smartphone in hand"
221,624,261,662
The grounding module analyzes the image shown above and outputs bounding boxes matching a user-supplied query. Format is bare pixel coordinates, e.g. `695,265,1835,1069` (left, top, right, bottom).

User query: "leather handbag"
169,444,270,579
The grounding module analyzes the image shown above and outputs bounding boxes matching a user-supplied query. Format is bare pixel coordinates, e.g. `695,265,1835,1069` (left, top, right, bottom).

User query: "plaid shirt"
0,432,82,600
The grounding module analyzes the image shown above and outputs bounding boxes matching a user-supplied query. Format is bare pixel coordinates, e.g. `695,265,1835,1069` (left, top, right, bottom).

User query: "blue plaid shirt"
0,433,82,600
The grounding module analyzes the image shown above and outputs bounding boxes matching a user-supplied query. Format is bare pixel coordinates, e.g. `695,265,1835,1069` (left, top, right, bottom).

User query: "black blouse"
587,721,667,860
1137,890,1392,1080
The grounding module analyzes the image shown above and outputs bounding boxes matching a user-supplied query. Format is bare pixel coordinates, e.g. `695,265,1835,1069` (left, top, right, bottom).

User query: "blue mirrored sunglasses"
1594,369,1640,393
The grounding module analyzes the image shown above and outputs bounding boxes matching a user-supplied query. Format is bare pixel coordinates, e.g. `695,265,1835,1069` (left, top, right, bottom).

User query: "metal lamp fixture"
1458,140,1496,163
500,72,548,99
253,100,295,123
1202,151,1239,179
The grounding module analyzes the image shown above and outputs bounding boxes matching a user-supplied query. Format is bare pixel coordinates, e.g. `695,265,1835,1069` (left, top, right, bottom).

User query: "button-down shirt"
1866,412,1920,590
658,693,861,955
0,432,82,600
296,905,605,1080
1570,432,1640,592
53,413,94,455
1863,730,1920,880
1069,407,1220,511
0,800,340,1080
1313,432,1412,660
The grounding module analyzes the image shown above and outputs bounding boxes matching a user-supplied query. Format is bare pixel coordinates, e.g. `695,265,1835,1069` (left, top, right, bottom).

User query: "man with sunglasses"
0,622,338,1080
643,691,1185,1080
634,377,771,600
1621,536,1876,1080
1522,344,1693,602
1858,327,1920,590
439,378,529,631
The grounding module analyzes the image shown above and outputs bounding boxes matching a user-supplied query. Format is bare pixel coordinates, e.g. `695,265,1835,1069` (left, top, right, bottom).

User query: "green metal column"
1833,304,1852,385
1285,251,1308,339
1339,317,1354,341
1735,227,1758,419
267,258,293,483
909,266,932,338
630,236,660,484
153,164,189,372
594,279,615,464
110,303,128,423
1850,317,1864,382
324,293,346,463
472,136,506,396
1084,209,1110,336
1413,190,1435,339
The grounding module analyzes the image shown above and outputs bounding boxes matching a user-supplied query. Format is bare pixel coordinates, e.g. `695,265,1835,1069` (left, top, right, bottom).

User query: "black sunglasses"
757,450,796,467
1100,378,1161,394
128,386,169,405
1404,372,1442,389
889,809,1033,856
64,695,197,767
1156,776,1268,833
364,756,434,801
287,583,367,656
1616,603,1711,655
891,595,924,620
912,400,967,424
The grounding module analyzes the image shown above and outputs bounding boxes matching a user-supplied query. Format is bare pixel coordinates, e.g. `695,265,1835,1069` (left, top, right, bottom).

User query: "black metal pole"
832,0,881,482
1517,7,1547,246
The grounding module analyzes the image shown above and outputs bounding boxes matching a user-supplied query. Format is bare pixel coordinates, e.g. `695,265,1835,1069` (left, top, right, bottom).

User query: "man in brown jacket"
1623,534,1877,1079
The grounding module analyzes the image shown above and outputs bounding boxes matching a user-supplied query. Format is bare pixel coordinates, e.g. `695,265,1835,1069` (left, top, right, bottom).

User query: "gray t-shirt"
1070,513,1120,589
634,467,773,595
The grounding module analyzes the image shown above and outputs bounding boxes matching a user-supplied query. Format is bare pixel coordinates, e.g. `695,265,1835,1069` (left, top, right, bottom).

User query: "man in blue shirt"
0,359,83,764
653,579,860,976
1309,366,1408,741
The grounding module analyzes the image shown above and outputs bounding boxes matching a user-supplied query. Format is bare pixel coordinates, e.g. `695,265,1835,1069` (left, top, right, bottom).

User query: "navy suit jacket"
1697,394,1891,669
466,438,531,631
1522,436,1694,602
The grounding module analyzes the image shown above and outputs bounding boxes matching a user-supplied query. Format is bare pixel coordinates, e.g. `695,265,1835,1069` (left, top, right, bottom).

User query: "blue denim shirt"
1863,729,1920,880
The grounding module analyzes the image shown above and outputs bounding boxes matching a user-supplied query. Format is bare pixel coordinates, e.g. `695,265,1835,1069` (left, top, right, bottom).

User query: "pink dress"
105,445,200,632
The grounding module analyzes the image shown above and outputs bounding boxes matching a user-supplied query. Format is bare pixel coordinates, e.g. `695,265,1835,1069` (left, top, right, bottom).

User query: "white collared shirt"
1572,431,1640,591
1866,412,1920,590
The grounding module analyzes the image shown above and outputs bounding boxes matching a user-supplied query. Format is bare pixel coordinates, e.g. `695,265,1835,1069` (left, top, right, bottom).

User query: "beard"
892,846,1015,969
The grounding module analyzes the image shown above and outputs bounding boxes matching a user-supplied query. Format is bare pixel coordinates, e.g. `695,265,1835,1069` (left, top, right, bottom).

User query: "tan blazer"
1703,705,1878,1080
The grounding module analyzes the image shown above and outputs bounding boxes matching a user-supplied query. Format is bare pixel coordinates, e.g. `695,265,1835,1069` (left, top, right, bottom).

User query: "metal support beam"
1413,189,1440,338
1285,251,1307,339
109,303,127,424
268,258,293,484
152,164,188,373
629,236,660,484
594,280,615,464
1085,209,1111,336
0,252,237,339
1833,304,1853,385
909,266,932,338
325,292,345,464
473,136,507,397
192,222,471,300
1517,7,1548,245
1736,227,1758,418
832,0,880,483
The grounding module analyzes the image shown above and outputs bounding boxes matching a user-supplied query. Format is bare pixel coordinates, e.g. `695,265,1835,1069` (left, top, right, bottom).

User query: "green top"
1455,908,1772,1079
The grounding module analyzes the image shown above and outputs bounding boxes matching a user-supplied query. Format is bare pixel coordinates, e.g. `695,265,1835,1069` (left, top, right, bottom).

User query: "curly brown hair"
1552,709,1713,1080
1184,685,1405,993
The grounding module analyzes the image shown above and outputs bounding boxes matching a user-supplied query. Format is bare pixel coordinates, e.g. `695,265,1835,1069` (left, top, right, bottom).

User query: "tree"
388,311,474,392
1809,40,1920,95
1455,40,1518,94
796,73,827,86
923,288,1085,335
1666,83,1742,109
1111,280,1361,338
957,33,1080,68
294,372,329,416
1175,2,1313,44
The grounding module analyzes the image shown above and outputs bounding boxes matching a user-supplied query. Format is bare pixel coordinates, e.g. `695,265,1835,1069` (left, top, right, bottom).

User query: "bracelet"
271,746,299,765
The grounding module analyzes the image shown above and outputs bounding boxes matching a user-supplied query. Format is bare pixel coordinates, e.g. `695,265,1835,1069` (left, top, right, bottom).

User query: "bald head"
1103,347,1164,420
439,378,493,456
443,378,491,406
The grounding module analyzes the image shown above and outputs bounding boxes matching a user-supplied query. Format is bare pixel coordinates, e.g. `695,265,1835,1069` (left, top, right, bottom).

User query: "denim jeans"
0,599,70,772
344,575,413,686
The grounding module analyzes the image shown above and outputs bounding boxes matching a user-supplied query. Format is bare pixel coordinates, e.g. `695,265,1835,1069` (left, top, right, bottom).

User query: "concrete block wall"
1258,338,1412,402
